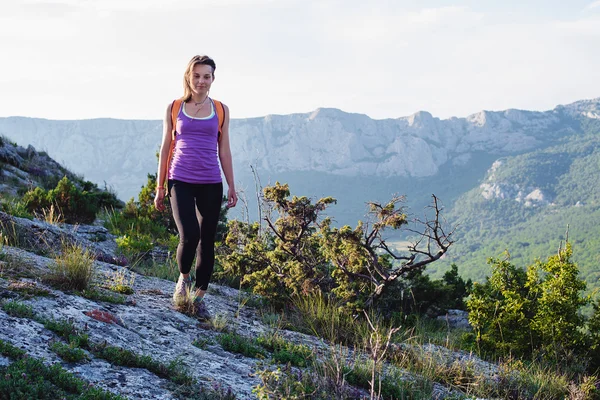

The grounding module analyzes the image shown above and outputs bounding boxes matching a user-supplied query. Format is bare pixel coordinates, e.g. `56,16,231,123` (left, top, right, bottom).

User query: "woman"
154,55,237,320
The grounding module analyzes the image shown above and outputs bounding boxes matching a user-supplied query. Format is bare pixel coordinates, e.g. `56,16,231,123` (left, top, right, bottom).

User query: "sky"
1,0,599,121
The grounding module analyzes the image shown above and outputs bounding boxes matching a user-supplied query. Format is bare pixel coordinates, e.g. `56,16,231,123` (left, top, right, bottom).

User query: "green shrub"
22,176,120,224
93,345,194,386
78,288,126,304
467,243,593,369
253,365,321,400
42,318,89,348
219,184,452,315
256,332,314,367
1,300,35,318
217,332,267,358
217,183,334,307
0,198,34,219
254,361,375,400
50,341,89,363
0,339,26,359
115,233,153,261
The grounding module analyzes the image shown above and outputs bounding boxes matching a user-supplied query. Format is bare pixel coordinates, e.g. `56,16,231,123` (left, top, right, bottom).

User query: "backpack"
163,98,226,188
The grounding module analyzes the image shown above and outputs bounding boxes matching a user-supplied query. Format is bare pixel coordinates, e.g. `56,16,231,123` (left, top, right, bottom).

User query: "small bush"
0,199,33,219
22,176,120,224
115,234,153,261
0,339,27,359
217,332,267,358
467,243,592,370
192,337,213,350
42,318,88,348
93,345,194,386
78,288,126,304
50,341,89,363
46,242,95,290
1,300,35,318
256,333,314,367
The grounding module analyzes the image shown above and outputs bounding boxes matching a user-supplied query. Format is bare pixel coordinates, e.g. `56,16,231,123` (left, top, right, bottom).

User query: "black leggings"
168,179,223,291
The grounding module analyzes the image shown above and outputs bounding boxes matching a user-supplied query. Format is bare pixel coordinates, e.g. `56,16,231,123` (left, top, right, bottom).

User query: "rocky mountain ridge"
1,98,596,202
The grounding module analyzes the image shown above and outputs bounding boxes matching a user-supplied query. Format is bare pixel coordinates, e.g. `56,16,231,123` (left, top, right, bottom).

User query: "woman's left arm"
218,104,237,208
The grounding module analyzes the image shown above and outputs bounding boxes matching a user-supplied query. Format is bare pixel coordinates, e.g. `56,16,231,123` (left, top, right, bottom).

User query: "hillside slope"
436,119,600,287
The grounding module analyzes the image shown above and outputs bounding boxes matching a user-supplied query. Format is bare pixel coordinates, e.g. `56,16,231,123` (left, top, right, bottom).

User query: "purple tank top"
168,100,222,184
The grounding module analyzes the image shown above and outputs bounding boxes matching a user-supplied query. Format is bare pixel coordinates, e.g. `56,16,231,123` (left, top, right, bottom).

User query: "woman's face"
189,64,214,95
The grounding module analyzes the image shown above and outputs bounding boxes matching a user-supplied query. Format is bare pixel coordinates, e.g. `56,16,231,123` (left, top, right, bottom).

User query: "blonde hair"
182,55,216,102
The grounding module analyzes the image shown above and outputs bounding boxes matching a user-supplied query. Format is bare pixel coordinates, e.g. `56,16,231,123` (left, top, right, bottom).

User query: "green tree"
219,184,455,311
467,255,534,357
218,182,333,305
528,243,589,362
320,195,453,310
467,244,593,368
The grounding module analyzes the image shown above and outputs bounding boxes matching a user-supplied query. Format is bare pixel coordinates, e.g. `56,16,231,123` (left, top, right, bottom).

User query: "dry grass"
45,242,95,290
37,204,63,225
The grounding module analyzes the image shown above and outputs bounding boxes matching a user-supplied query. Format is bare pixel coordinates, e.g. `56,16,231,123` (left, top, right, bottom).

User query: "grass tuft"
1,300,35,318
36,204,63,225
50,341,89,363
256,332,314,368
45,242,95,290
289,293,371,346
217,332,267,359
78,288,126,304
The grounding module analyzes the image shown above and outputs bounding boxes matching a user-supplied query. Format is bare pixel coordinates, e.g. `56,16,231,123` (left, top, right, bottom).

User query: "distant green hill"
235,150,497,228
434,123,600,292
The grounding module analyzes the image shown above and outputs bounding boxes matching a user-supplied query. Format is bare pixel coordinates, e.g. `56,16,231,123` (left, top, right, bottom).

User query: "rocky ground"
0,211,494,399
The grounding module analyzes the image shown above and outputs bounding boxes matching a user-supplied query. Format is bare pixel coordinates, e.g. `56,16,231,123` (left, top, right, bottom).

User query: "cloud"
586,0,600,10
1,2,600,121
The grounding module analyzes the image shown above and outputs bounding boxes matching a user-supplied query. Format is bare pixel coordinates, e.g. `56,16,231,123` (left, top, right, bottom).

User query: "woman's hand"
154,187,166,211
227,186,237,208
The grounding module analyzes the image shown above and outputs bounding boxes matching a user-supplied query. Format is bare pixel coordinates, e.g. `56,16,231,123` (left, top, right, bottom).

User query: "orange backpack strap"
170,99,182,139
212,99,226,140
163,99,182,190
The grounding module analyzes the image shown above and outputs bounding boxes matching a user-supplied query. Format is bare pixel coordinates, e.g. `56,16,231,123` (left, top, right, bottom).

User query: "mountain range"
1,98,599,288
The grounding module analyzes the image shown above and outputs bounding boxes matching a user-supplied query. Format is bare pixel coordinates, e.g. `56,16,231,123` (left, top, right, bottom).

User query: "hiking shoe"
172,276,193,303
193,297,211,321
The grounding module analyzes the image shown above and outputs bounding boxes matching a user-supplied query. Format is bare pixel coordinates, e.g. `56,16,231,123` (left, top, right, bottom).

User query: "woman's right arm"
154,103,174,211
